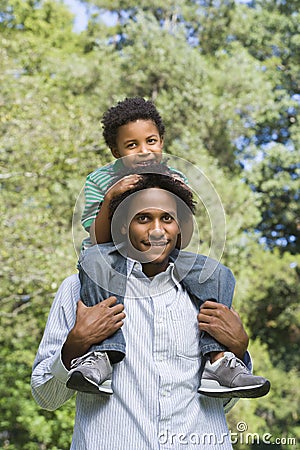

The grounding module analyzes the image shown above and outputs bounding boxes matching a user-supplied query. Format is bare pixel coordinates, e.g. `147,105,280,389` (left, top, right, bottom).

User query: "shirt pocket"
169,309,200,360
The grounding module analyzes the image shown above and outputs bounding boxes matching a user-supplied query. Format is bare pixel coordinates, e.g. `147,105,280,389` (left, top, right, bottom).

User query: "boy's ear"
111,148,121,159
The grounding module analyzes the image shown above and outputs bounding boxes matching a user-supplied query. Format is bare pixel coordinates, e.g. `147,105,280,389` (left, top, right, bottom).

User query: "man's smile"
142,240,169,247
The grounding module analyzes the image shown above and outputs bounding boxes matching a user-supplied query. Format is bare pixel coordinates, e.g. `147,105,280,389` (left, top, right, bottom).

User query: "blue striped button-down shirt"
32,263,234,450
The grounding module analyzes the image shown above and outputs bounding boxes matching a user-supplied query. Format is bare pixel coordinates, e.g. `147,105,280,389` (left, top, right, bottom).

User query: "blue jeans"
78,260,126,364
78,245,235,363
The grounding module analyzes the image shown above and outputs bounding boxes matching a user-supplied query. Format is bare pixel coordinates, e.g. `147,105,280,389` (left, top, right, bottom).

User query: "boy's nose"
139,145,151,154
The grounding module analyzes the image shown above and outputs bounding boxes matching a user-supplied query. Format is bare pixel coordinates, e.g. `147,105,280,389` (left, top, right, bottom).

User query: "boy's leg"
198,302,270,399
78,262,126,360
198,350,270,399
66,262,126,395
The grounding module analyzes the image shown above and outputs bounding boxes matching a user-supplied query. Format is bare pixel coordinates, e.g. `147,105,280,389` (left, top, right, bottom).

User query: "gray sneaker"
198,352,270,398
66,351,113,394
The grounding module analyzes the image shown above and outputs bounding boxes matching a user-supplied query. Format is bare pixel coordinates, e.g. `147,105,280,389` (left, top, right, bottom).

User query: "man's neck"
141,260,170,278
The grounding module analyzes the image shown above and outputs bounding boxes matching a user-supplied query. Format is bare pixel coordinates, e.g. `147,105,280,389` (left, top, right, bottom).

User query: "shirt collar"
113,158,126,173
126,258,181,288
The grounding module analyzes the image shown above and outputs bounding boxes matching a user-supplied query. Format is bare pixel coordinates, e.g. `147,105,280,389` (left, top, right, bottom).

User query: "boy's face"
112,120,163,168
121,188,180,276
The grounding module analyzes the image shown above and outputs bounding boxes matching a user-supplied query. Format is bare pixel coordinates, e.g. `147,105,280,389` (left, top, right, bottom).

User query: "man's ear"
121,223,127,235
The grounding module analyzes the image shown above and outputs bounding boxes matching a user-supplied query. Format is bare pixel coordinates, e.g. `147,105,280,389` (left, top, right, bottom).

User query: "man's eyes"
136,214,174,223
162,215,174,222
137,215,150,222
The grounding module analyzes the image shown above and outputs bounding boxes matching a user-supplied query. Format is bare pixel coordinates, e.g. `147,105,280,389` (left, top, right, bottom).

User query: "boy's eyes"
126,138,158,149
127,142,137,148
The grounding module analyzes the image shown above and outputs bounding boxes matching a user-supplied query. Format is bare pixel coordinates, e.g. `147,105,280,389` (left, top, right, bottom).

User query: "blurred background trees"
1,0,299,448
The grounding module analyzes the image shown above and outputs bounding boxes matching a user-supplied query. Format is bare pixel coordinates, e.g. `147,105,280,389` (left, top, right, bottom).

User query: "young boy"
81,96,188,251
69,158,270,399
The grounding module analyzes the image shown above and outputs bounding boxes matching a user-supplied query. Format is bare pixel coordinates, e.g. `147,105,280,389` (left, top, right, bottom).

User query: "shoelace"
71,354,100,369
224,354,248,372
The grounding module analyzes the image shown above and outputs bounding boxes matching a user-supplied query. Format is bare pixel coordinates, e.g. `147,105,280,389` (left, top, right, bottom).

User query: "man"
31,167,261,450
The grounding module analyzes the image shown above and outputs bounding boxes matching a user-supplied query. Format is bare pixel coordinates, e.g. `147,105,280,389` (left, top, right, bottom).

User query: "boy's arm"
93,174,141,244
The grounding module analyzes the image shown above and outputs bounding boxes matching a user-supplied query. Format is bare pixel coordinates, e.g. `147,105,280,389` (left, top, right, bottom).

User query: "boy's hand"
106,174,141,200
198,300,249,360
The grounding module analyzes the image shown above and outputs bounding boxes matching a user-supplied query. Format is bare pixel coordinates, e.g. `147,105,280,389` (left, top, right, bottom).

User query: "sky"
63,0,89,32
62,0,253,33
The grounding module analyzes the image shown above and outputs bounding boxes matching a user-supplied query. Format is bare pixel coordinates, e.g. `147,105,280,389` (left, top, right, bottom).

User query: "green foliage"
235,244,300,371
245,144,300,254
1,0,299,448
227,340,300,449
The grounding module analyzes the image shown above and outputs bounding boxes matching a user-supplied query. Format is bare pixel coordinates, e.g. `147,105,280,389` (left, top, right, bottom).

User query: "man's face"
121,188,180,276
111,120,163,168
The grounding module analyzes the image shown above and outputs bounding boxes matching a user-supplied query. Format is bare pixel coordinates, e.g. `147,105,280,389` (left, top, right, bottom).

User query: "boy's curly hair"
102,97,165,150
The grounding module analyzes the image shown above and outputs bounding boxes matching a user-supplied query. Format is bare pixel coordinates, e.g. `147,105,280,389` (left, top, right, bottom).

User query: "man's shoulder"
55,273,80,302
83,242,117,256
60,273,80,286
81,243,128,266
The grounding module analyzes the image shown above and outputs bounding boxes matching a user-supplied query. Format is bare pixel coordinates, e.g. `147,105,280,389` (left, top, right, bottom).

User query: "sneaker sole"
66,371,113,395
198,380,271,398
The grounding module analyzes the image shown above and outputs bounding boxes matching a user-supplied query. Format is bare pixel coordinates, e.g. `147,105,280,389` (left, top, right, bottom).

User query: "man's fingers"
200,300,219,310
77,297,125,315
114,311,126,323
100,296,117,306
200,301,229,314
197,312,211,323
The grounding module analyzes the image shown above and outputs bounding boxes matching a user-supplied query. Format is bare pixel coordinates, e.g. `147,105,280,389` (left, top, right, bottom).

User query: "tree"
1,0,299,448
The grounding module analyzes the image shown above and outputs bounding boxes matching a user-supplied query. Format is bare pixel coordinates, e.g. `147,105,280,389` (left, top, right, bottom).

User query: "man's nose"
149,227,164,240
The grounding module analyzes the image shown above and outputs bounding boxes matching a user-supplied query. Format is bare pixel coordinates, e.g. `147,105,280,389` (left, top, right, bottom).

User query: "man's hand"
62,297,125,369
198,301,249,360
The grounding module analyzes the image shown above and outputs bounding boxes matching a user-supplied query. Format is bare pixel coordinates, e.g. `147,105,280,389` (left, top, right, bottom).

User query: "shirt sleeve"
81,177,106,231
31,275,80,411
223,351,253,414
169,167,189,184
